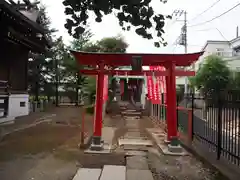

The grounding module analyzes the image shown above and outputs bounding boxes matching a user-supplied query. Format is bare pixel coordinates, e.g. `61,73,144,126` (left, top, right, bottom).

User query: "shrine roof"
70,51,204,67
0,1,45,33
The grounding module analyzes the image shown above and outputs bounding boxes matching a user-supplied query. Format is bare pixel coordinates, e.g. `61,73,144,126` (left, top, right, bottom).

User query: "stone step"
100,165,126,180
125,150,147,156
119,139,153,146
123,145,149,151
72,168,102,180
122,112,141,115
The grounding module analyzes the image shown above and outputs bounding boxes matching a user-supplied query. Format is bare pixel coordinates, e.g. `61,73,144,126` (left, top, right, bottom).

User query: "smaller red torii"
71,50,203,151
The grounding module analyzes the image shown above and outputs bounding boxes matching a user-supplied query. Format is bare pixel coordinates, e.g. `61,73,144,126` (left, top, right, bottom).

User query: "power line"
189,0,221,22
188,27,228,40
188,2,240,27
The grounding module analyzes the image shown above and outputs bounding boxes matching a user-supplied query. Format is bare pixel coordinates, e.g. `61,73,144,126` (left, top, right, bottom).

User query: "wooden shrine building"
0,0,50,122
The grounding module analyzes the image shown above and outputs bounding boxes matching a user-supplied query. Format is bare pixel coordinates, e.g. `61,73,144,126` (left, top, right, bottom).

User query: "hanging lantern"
126,72,129,84
116,72,120,84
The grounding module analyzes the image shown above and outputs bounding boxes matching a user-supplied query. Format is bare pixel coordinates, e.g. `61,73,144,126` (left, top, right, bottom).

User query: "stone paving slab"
72,168,102,180
126,156,149,170
126,169,154,180
100,165,126,180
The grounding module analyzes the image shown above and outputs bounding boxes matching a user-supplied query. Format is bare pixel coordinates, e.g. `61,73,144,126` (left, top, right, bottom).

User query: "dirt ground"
0,106,94,180
0,107,226,180
0,107,127,180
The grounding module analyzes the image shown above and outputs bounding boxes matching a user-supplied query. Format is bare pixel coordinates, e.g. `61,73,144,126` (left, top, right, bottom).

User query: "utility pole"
174,10,189,106
183,11,188,95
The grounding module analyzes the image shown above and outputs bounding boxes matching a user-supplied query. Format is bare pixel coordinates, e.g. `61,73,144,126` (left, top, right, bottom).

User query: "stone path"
120,112,154,180
73,109,155,180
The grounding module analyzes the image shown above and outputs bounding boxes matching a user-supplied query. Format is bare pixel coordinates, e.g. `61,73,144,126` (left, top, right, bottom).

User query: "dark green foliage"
62,0,170,47
190,55,231,96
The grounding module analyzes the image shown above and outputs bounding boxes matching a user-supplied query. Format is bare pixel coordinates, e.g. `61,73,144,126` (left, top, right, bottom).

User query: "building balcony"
211,51,240,58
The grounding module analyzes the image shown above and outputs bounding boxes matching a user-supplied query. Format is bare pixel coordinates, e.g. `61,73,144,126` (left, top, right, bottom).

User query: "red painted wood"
165,74,171,141
167,63,178,140
79,69,195,76
93,64,104,137
71,51,204,66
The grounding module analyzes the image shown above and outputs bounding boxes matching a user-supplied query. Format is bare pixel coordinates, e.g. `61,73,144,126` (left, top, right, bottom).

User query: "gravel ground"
147,147,225,180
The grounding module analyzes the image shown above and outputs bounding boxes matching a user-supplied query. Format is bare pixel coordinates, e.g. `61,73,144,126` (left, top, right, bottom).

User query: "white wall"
194,42,232,71
8,94,29,119
176,77,186,85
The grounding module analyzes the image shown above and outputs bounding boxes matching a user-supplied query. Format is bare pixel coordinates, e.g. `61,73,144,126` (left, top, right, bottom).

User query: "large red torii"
71,50,203,150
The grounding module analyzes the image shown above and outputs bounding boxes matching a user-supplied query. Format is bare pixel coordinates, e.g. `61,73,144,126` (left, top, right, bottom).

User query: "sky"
39,0,240,54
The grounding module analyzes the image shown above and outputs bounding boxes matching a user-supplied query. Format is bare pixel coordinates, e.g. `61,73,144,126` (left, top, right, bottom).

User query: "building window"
216,48,224,56
20,102,26,107
216,48,224,52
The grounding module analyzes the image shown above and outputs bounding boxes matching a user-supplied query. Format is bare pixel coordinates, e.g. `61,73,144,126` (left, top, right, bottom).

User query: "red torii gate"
71,51,203,150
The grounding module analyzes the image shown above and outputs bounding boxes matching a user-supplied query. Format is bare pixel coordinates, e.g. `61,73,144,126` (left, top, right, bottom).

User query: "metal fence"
149,91,240,168
184,92,240,167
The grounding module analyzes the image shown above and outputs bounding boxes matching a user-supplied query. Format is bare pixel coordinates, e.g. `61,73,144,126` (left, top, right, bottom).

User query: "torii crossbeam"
71,50,203,151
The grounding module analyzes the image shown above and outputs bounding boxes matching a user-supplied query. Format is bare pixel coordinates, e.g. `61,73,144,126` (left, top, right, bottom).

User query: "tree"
28,4,56,101
96,35,128,53
190,55,231,96
62,0,171,47
84,36,128,103
60,29,93,105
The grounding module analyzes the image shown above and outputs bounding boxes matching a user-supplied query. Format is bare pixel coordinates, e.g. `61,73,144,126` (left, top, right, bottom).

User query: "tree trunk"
75,73,80,106
55,59,59,107
35,65,39,102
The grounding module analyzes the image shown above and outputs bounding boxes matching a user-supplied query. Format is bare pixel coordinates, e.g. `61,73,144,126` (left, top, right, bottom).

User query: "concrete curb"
146,128,188,156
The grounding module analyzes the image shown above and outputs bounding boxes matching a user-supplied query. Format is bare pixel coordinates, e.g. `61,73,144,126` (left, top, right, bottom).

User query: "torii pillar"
92,64,105,150
165,63,182,152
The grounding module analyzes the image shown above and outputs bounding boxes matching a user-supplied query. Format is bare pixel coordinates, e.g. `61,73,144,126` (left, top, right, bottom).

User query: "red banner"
146,75,153,101
146,66,166,104
103,75,108,102
120,80,124,95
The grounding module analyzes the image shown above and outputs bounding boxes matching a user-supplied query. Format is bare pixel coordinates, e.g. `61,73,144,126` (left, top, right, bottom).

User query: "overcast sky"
39,0,240,54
